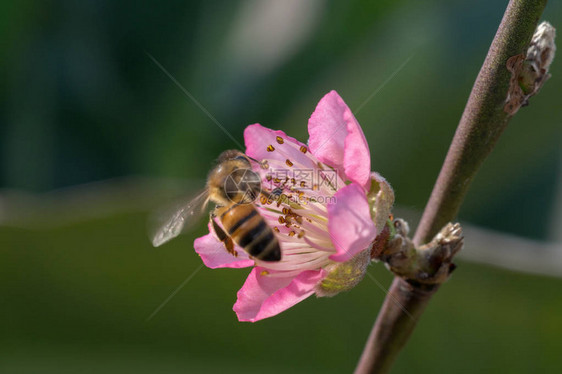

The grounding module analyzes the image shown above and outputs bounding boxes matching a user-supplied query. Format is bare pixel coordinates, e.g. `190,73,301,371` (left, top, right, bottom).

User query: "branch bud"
374,220,463,285
505,21,556,114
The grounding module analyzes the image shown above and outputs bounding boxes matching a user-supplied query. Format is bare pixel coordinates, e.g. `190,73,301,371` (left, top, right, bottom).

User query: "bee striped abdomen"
247,230,280,262
226,208,258,235
221,204,281,262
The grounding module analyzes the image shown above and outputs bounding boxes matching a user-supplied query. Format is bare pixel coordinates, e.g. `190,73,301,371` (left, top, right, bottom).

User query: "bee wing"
150,189,210,247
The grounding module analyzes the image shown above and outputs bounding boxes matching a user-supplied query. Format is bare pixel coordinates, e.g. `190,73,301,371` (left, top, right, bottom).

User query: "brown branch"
355,1,550,373
413,0,550,246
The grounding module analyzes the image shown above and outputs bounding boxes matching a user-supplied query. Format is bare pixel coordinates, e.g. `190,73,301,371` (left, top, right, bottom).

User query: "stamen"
303,236,335,252
282,249,317,255
258,217,326,246
276,194,292,207
258,255,331,272
257,137,322,172
297,219,329,238
265,268,317,278
248,143,357,275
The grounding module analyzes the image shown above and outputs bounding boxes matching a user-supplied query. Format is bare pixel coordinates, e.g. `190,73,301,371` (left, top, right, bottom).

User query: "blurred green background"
1,0,562,373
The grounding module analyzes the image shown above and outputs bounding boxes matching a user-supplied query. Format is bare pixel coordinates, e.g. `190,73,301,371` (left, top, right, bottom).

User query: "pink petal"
307,91,371,188
308,91,346,171
244,123,316,169
233,267,325,322
343,111,371,190
327,183,377,262
193,231,254,269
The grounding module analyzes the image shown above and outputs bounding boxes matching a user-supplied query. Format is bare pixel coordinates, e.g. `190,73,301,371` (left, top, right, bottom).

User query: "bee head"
217,149,251,167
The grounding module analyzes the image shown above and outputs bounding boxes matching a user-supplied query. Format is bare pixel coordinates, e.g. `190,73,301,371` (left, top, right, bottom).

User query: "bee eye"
233,155,251,168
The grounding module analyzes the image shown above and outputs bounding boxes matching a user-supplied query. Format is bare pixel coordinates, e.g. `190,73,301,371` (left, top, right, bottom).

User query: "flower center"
252,135,347,276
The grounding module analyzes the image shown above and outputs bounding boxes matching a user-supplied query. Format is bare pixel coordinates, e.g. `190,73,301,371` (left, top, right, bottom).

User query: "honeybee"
151,150,282,262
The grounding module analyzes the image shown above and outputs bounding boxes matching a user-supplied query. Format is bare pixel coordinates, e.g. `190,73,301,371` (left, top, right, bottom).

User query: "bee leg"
209,214,237,257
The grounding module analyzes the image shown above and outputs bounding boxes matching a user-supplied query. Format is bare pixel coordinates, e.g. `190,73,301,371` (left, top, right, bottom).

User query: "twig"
412,0,552,246
355,1,550,373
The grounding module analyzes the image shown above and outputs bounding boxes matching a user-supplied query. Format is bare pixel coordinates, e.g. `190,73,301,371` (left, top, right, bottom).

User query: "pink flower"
194,91,394,322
